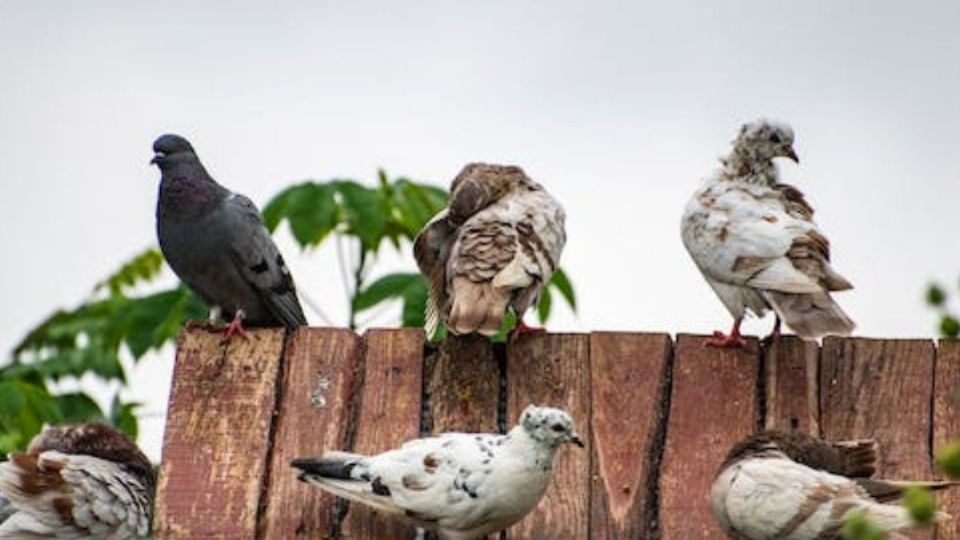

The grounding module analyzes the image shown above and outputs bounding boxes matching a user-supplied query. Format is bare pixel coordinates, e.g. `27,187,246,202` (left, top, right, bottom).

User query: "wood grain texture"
763,336,820,434
933,340,960,540
154,328,285,539
659,334,759,540
589,332,672,540
505,334,591,540
340,328,425,540
820,338,936,540
258,328,362,539
425,334,499,434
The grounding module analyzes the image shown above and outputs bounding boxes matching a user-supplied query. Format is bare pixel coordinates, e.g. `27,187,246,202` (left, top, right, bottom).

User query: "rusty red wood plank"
820,337,936,540
589,332,672,540
258,328,362,539
763,336,819,434
425,334,499,434
154,328,285,539
659,334,759,540
340,328,425,540
932,340,960,540
504,333,591,540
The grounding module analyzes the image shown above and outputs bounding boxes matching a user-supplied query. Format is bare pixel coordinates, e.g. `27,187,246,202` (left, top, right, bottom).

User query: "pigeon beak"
150,152,164,165
784,146,799,163
570,434,585,448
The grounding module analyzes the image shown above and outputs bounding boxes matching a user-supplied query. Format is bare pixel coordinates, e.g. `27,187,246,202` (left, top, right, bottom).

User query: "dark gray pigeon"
151,134,307,336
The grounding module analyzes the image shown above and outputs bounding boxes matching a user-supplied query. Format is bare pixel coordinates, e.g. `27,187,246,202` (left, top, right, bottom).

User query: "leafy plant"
3,169,577,452
926,280,960,338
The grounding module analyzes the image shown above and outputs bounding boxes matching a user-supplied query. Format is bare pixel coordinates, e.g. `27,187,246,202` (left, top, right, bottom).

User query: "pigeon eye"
770,133,782,144
551,423,565,433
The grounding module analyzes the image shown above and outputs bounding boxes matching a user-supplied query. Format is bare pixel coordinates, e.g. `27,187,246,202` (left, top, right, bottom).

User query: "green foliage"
904,485,937,523
2,249,205,452
936,440,960,479
926,280,960,338
6,169,578,454
842,511,888,540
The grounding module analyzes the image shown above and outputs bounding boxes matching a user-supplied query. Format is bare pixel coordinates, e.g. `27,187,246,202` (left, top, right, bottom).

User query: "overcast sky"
1,1,958,460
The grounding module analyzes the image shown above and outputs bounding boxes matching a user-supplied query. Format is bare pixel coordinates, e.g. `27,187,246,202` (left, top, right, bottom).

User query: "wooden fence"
153,328,960,539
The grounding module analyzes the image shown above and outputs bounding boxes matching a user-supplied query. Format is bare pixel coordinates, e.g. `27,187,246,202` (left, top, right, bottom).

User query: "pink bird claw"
510,320,547,344
705,332,748,349
220,311,250,342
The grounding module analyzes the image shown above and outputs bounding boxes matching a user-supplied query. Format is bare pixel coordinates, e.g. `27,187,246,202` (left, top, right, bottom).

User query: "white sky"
1,1,958,461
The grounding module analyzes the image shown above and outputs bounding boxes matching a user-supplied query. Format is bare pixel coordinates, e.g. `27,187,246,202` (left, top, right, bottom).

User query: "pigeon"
414,163,566,337
711,430,956,540
151,134,307,338
0,423,155,539
291,405,583,540
681,120,855,347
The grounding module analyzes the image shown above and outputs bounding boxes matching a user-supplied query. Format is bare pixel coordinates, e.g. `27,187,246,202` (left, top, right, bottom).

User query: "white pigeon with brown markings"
711,430,956,540
291,405,583,540
414,163,566,337
0,423,155,539
681,120,855,347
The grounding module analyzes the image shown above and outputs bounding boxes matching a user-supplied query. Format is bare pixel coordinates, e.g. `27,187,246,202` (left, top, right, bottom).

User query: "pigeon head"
519,405,584,448
734,120,798,164
151,133,197,170
28,423,156,493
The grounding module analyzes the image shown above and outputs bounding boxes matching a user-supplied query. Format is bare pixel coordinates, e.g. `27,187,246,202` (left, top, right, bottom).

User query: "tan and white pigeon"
711,430,956,540
0,423,155,539
414,163,566,337
681,120,855,347
291,405,583,540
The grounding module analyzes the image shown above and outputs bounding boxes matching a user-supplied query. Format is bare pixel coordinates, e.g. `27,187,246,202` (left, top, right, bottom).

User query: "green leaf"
337,181,388,251
389,178,449,237
548,269,577,311
401,278,428,328
110,395,140,441
841,510,888,540
537,286,553,323
936,440,960,478
941,316,960,339
927,284,947,307
904,485,937,523
95,249,165,298
57,392,106,423
263,182,339,246
353,273,422,312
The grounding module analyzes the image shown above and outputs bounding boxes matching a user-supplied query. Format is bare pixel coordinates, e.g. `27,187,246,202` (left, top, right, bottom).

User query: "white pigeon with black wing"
0,423,155,539
681,120,855,347
711,430,956,539
291,405,583,540
414,163,566,337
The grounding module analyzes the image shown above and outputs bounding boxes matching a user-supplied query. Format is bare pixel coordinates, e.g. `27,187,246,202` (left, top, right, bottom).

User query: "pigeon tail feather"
856,479,960,503
765,291,855,340
447,278,511,336
291,452,364,480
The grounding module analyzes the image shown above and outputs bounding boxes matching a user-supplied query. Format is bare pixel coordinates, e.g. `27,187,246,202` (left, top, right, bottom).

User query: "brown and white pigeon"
681,120,855,347
711,430,955,540
151,134,307,338
0,423,155,539
291,405,583,540
414,163,566,337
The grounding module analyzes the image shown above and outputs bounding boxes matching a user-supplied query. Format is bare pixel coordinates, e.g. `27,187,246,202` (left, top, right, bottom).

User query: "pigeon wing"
413,210,457,337
225,194,307,329
0,451,152,539
683,181,849,295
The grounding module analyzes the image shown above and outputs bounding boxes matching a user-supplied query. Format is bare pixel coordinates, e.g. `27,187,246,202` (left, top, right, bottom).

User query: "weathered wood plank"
504,334,591,540
258,328,362,539
340,328,425,540
425,334,499,434
659,334,759,540
820,338,935,540
933,340,960,540
154,328,285,539
589,332,672,540
763,336,819,434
